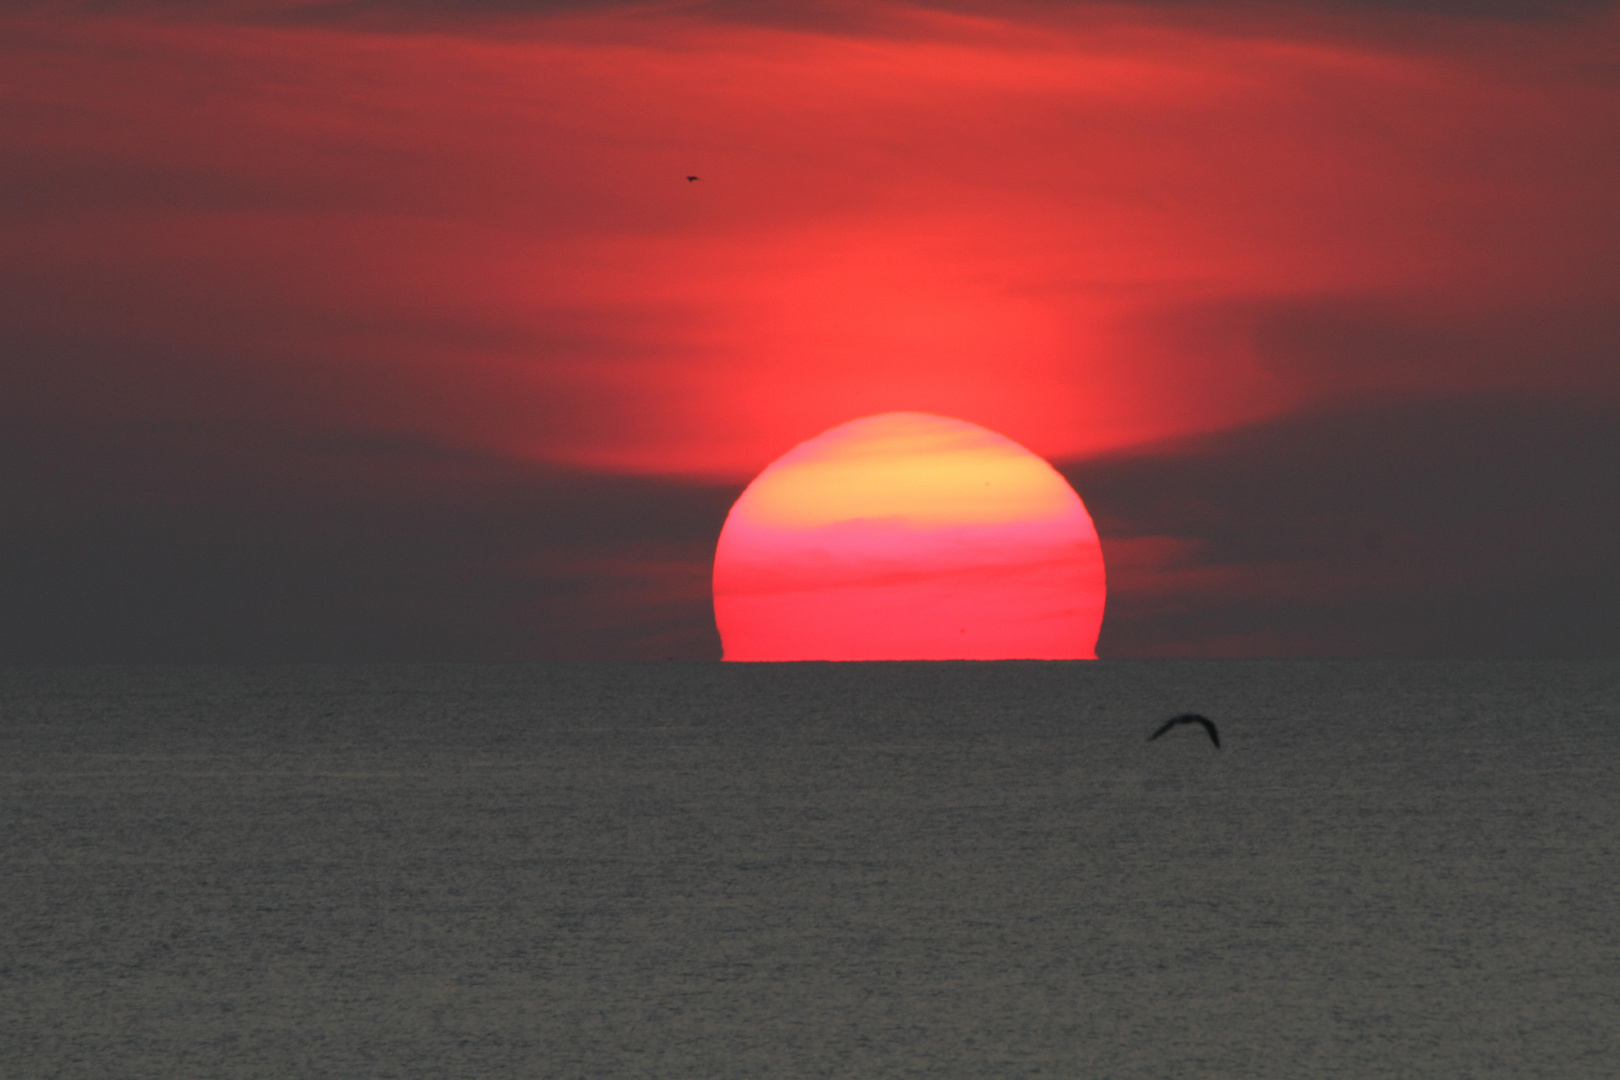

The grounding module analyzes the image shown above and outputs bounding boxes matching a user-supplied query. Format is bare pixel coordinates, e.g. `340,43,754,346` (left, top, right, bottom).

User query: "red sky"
3,0,1619,660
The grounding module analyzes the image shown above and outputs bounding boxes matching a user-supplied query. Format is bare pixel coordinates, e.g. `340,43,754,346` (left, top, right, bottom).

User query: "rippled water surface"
3,661,1617,1078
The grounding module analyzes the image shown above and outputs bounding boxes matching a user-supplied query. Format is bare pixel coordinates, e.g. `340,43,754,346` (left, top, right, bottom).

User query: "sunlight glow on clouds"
3,1,1615,478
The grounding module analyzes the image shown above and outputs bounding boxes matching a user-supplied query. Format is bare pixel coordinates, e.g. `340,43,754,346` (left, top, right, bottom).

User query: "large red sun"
713,413,1106,660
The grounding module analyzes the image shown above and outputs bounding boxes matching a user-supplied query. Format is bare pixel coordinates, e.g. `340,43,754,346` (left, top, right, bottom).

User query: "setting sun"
713,413,1106,660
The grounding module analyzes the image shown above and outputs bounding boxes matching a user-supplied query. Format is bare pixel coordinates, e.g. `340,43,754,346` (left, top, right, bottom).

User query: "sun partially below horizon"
713,413,1106,661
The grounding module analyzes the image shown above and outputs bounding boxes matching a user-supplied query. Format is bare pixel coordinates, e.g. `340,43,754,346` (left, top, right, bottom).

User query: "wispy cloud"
5,1,1615,475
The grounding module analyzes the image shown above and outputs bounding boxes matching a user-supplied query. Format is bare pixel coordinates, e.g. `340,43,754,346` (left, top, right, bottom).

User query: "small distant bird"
686,175,701,182
1148,713,1220,749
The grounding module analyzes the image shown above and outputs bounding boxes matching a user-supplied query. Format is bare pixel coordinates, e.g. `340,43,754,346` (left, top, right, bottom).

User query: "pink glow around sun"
712,413,1106,660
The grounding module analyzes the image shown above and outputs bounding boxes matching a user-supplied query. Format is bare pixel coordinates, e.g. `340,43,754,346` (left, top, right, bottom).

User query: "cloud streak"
0,418,738,661
1066,392,1620,657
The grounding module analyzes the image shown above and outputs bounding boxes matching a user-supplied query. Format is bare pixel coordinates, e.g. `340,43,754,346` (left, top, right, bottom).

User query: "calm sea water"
2,661,1616,1078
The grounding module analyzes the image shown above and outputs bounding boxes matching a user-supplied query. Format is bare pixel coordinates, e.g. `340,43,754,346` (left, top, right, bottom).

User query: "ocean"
3,661,1616,1078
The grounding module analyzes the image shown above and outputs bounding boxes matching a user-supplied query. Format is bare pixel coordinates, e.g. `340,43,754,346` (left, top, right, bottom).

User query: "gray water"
2,661,1616,1078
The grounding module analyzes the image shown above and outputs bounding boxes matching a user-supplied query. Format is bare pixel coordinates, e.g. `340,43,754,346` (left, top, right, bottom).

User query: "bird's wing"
1197,718,1221,748
1147,718,1178,741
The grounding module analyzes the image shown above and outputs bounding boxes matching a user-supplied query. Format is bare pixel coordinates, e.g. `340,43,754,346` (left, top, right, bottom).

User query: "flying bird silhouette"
686,175,701,182
1148,713,1220,749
